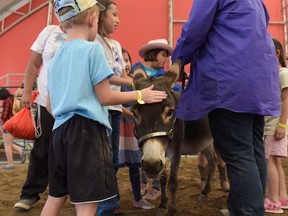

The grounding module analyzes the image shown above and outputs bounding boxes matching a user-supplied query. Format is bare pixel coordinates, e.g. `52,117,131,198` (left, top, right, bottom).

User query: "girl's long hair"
122,48,132,64
273,38,286,67
98,0,116,38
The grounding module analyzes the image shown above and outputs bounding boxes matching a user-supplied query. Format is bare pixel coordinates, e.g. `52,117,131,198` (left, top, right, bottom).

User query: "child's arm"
275,87,288,140
109,75,133,87
122,106,134,119
95,78,167,106
21,51,42,108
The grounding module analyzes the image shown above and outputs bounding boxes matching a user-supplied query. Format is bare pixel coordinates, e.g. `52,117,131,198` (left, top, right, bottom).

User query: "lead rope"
35,103,42,138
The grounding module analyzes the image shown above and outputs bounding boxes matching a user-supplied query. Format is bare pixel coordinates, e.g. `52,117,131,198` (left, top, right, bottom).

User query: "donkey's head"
132,60,182,178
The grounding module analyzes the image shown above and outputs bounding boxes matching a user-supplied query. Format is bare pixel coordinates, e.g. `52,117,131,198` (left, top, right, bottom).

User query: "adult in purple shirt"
172,1,280,216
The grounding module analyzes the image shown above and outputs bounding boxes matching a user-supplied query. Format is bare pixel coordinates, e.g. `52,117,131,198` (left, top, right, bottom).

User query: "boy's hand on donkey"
141,85,167,104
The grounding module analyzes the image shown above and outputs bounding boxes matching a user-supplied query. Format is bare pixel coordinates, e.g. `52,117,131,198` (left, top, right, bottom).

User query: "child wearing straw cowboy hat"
132,38,181,92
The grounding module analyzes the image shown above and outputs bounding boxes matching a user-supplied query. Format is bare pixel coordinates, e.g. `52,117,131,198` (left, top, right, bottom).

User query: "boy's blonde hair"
59,5,99,29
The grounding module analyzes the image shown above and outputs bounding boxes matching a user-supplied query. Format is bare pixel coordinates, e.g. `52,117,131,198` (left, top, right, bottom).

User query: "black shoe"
14,196,40,210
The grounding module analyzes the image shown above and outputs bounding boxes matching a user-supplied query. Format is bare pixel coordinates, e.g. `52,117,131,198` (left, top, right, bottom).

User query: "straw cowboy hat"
138,39,174,58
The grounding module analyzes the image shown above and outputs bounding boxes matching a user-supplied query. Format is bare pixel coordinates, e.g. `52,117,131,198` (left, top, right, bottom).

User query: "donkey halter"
137,118,176,144
138,129,174,144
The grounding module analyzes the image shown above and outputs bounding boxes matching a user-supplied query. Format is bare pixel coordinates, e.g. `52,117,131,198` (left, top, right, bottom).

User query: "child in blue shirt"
41,1,167,215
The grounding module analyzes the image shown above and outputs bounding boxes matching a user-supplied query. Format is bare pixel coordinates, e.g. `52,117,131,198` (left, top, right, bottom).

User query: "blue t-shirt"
48,39,114,133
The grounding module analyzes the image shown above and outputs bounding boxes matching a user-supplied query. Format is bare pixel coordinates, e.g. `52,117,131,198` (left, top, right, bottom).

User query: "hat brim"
138,43,174,59
96,1,105,11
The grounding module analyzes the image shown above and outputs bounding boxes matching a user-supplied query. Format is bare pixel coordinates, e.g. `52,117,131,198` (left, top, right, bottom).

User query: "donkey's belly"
181,116,213,155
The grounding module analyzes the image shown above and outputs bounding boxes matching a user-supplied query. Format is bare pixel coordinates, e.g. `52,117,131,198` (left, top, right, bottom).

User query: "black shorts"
48,115,117,204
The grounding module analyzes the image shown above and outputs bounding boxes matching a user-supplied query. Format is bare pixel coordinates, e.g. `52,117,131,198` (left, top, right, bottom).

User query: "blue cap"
54,0,105,22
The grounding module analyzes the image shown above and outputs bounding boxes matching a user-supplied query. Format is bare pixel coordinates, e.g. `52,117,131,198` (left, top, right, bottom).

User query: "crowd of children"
1,0,287,216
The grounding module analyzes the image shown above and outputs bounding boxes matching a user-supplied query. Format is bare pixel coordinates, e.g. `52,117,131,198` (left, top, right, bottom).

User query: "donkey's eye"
167,109,174,118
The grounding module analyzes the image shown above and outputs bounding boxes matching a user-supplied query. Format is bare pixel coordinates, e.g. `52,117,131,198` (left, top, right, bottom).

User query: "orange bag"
30,91,39,104
3,107,35,140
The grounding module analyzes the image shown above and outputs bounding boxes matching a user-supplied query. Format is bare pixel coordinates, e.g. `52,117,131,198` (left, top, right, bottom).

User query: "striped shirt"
1,96,13,124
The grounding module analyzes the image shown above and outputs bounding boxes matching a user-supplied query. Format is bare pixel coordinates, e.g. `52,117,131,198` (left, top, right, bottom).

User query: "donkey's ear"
133,66,148,90
133,66,148,80
160,59,182,88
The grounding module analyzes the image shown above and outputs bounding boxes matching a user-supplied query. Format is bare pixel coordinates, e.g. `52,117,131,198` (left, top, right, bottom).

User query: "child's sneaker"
264,198,284,214
280,199,288,209
14,196,40,210
133,199,155,210
143,188,161,201
1,165,14,170
140,183,148,196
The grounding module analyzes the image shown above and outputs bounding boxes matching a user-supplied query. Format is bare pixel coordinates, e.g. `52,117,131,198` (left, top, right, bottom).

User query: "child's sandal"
265,198,284,214
280,199,288,210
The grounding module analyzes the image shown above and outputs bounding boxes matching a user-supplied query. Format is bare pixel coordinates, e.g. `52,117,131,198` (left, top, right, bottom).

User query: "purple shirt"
172,0,280,121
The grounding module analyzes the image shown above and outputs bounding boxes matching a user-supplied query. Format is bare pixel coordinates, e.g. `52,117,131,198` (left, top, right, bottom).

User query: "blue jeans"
129,165,141,201
97,110,121,215
208,109,266,216
97,197,120,216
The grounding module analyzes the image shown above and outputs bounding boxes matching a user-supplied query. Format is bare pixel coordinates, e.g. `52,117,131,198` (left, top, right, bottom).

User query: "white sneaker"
143,188,161,201
133,199,155,210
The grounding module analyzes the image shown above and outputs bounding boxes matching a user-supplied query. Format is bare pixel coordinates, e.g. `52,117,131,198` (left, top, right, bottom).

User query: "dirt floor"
1,156,288,216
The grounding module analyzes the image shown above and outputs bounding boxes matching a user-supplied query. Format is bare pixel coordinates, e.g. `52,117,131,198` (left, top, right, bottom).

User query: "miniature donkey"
131,60,216,216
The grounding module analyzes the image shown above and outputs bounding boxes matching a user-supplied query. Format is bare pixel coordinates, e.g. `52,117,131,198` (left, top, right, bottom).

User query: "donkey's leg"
199,143,216,201
214,144,230,192
167,152,181,216
156,168,168,216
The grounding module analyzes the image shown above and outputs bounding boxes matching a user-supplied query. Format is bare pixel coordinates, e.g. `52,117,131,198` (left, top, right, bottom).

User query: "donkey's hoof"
156,208,168,216
168,207,177,216
198,193,208,202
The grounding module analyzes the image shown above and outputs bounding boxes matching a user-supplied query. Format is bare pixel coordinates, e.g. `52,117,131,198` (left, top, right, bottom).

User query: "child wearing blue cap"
40,0,167,215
